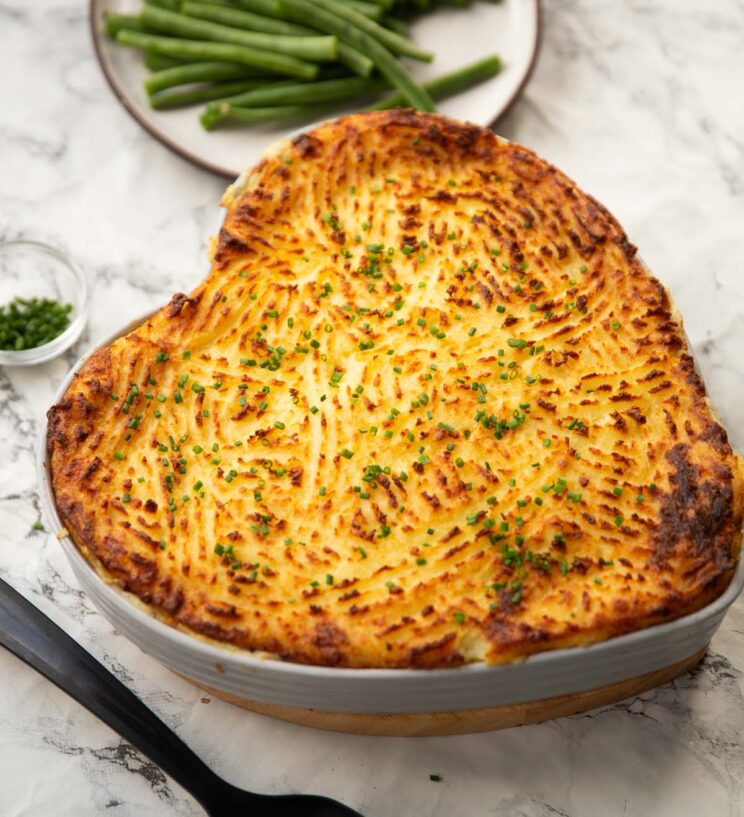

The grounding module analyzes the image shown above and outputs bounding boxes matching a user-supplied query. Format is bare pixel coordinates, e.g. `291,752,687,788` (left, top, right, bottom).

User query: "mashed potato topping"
48,111,744,667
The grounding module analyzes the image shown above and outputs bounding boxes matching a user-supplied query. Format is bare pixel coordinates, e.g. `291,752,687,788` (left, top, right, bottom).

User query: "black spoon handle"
0,577,262,814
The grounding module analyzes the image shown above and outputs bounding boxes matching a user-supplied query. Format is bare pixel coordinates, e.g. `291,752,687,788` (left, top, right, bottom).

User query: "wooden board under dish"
180,646,706,737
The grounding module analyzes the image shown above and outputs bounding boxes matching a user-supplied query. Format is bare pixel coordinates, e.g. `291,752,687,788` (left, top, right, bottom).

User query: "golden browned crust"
48,111,744,668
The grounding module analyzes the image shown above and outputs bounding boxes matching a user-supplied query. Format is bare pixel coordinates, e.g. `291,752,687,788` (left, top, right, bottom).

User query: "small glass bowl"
0,240,88,367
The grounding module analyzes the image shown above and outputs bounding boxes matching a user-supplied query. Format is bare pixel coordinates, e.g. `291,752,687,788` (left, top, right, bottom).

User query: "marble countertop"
2,1,744,815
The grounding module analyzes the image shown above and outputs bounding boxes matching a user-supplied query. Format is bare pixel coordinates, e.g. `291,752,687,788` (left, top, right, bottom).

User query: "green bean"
201,103,315,129
145,52,184,71
180,1,311,36
116,29,320,79
149,79,267,109
104,13,145,38
207,75,383,109
367,54,502,109
278,0,435,110
381,16,407,36
232,0,282,16
233,0,383,18
141,6,338,63
144,0,180,9
201,0,374,75
393,0,436,9
310,0,432,62
200,55,502,122
146,52,351,81
344,0,384,20
336,43,375,77
143,46,267,72
144,51,246,69
145,61,270,94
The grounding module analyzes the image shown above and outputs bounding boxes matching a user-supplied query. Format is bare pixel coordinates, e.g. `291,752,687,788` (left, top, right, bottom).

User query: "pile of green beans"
0,297,73,351
106,0,503,128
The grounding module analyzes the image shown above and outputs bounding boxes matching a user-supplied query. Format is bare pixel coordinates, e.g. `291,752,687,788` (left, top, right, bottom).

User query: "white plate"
89,0,541,178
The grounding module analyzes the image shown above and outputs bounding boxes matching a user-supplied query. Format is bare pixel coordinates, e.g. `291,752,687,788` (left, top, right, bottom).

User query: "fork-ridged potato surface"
48,111,744,667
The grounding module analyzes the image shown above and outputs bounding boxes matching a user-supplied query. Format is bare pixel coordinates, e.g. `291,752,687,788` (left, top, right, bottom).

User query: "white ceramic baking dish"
37,312,744,729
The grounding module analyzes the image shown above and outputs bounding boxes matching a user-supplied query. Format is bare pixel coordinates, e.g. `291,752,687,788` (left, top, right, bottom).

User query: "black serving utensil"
0,577,363,817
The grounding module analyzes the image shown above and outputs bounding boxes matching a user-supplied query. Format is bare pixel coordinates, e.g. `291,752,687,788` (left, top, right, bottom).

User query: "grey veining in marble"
2,1,744,815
